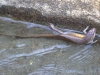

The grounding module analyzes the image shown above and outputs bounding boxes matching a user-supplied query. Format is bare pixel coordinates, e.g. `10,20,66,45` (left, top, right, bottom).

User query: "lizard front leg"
83,26,89,34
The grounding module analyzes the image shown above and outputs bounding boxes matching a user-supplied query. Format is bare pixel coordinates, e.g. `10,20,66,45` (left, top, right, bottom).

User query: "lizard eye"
91,28,96,35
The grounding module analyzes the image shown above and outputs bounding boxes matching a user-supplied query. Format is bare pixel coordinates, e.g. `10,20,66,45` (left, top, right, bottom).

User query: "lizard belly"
67,33,85,38
60,34,86,44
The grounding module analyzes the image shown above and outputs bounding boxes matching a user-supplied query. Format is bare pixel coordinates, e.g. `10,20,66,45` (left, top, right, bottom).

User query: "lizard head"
85,28,96,44
88,28,96,36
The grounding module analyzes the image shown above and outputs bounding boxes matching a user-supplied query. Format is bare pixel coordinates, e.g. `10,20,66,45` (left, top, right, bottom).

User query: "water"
0,17,100,75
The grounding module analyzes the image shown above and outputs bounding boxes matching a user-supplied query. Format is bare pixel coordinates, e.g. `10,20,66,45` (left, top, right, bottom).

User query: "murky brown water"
0,17,100,75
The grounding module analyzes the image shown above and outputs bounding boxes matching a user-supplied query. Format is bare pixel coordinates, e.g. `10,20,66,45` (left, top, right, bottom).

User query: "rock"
0,0,100,30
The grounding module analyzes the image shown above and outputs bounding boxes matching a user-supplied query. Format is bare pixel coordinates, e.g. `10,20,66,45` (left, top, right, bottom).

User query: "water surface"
0,17,100,75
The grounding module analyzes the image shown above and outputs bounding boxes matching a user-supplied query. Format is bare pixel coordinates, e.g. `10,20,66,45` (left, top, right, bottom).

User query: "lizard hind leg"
49,23,64,34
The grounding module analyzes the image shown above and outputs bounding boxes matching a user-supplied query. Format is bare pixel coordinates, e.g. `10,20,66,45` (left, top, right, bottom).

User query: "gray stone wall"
0,0,100,30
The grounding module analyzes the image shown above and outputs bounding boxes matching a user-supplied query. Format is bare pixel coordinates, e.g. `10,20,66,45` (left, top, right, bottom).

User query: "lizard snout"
91,28,96,34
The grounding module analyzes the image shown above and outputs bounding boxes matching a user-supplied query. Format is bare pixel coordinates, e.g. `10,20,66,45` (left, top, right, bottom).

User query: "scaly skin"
50,24,96,44
0,24,97,44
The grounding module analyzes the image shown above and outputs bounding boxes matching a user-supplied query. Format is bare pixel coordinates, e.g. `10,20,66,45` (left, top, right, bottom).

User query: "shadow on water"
0,17,100,75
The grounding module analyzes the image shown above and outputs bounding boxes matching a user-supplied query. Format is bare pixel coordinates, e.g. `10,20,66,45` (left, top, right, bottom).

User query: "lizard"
0,24,97,44
50,24,97,44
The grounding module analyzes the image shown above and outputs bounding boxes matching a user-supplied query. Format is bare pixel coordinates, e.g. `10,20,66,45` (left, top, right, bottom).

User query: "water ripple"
28,63,83,75
9,44,70,58
0,49,5,54
0,17,57,34
0,44,70,66
69,44,93,63
0,16,84,34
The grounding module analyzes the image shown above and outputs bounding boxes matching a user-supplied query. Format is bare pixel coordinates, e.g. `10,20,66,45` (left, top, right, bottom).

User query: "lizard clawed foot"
93,40,98,43
87,40,98,45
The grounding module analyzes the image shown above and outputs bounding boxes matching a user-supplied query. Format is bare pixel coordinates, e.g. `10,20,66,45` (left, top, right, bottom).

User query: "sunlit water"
0,17,100,75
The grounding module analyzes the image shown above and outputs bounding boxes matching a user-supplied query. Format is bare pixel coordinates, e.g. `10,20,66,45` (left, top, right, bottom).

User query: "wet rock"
0,0,100,31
